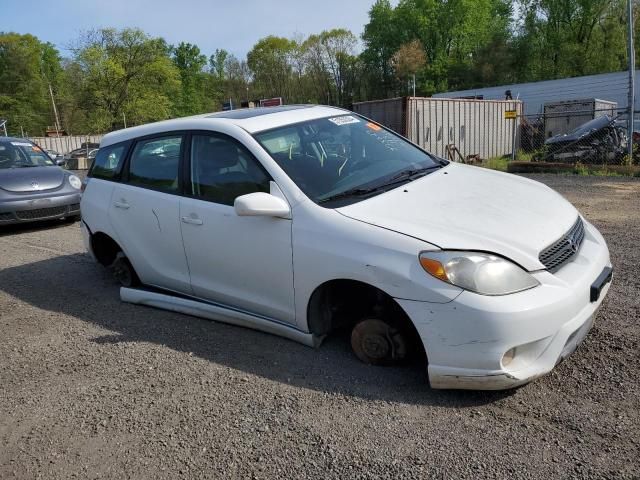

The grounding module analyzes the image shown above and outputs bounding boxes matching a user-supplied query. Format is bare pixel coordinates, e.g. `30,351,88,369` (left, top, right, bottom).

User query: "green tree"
362,0,401,98
515,0,628,81
247,36,298,101
70,28,180,132
0,33,62,136
303,29,360,106
221,54,252,106
209,48,229,80
172,42,210,116
392,39,427,94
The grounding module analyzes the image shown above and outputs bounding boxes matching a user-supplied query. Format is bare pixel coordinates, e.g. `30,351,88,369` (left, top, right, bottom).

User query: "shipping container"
352,97,523,160
543,98,617,138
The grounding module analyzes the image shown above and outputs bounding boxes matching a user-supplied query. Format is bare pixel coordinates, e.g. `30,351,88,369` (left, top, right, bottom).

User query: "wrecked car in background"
544,115,628,163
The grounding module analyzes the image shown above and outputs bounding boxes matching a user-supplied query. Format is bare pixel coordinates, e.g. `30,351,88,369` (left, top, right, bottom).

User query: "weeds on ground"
515,151,536,162
482,157,509,171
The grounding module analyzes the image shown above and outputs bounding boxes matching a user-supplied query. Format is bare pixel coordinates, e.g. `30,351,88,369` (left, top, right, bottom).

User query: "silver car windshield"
254,114,443,207
0,142,55,169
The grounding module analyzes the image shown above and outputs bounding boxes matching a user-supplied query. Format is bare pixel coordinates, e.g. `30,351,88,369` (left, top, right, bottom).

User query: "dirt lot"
1,174,639,479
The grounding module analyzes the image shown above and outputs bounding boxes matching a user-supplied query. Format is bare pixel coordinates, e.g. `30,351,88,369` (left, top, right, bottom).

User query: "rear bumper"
396,219,612,390
0,192,81,225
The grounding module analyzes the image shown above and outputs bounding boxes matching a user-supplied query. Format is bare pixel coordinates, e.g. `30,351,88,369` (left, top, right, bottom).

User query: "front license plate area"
590,266,613,302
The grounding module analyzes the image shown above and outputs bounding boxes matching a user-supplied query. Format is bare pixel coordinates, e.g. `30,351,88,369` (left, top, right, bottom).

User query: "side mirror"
234,192,291,219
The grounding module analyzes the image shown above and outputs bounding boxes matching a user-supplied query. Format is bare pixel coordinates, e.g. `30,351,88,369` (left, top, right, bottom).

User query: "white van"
81,105,612,390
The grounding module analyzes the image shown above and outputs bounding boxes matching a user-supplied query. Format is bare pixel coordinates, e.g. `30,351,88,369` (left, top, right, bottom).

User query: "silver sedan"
0,137,82,225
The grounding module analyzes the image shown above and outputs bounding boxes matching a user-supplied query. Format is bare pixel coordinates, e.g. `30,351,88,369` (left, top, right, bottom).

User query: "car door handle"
113,201,130,210
181,216,203,225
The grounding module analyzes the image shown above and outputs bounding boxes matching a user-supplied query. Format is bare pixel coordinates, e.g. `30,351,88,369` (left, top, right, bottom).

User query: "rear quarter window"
127,136,183,192
90,142,129,180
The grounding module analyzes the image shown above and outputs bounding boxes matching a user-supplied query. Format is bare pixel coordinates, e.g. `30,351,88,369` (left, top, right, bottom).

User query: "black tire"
110,252,140,288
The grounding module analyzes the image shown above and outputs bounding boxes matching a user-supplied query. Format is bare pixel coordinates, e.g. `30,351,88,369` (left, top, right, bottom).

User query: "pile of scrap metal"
542,115,628,164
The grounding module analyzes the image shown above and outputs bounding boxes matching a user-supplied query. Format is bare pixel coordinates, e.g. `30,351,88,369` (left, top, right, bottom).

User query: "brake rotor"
111,253,134,287
351,318,408,366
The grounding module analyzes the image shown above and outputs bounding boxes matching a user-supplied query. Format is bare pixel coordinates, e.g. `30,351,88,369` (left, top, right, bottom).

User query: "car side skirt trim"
120,287,321,348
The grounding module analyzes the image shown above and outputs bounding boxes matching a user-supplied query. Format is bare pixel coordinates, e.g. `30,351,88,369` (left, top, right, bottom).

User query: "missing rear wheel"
110,252,140,288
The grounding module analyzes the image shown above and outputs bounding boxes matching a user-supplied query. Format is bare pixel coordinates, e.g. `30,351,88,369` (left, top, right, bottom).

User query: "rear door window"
128,136,183,192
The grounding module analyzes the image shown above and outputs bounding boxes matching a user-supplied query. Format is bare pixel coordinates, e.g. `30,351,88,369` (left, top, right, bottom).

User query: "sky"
2,0,387,58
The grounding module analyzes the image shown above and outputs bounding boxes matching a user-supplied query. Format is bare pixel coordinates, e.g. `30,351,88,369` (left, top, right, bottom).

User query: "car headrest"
196,139,238,169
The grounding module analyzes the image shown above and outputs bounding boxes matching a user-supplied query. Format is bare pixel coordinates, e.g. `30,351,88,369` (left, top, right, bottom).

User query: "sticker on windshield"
328,116,360,126
366,122,382,131
10,142,33,147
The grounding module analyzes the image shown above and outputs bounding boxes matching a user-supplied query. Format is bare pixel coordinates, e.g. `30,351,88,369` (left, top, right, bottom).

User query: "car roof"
0,137,34,144
100,104,352,148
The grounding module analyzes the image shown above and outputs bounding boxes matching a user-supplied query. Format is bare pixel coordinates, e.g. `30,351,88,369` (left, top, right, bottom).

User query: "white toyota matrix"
81,105,612,390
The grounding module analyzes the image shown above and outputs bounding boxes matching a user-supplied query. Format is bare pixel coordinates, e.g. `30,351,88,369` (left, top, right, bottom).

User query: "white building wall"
432,70,638,115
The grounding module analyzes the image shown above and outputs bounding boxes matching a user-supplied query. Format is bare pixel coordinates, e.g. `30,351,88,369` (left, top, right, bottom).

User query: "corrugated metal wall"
407,98,522,159
351,98,407,135
352,97,522,159
28,135,104,154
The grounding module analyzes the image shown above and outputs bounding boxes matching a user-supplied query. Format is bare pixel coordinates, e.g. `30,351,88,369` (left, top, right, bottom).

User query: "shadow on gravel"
0,218,79,237
0,253,515,407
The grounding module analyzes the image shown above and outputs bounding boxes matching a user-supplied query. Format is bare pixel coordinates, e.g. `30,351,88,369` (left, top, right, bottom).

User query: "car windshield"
0,141,55,169
254,114,444,206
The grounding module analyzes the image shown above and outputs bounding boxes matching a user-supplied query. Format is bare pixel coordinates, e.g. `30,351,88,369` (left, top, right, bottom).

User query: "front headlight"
419,251,539,295
68,174,82,190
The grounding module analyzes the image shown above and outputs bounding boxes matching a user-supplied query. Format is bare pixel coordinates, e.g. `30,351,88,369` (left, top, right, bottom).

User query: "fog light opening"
502,348,516,368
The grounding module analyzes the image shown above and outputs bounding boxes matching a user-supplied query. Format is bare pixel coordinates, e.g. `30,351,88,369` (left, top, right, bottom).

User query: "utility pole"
0,119,7,137
48,84,61,136
628,0,636,160
122,112,127,129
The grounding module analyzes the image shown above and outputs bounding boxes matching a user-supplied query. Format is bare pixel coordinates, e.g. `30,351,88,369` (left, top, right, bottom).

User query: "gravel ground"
0,174,638,479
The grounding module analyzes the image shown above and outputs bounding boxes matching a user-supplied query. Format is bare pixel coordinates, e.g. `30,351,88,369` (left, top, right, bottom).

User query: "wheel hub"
351,318,408,366
362,333,391,360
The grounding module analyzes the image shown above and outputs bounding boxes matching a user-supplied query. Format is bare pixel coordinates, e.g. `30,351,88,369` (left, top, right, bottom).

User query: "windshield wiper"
319,165,443,205
385,165,442,184
318,186,381,204
11,164,40,168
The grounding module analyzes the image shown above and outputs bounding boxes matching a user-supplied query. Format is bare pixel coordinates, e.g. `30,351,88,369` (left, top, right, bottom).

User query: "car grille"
539,217,585,272
69,203,81,212
15,206,68,220
0,212,15,222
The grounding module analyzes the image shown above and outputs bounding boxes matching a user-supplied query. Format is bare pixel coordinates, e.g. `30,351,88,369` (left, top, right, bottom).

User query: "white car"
80,105,612,390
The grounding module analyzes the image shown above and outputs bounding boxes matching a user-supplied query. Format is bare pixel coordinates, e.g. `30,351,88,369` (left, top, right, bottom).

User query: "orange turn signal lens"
419,257,449,282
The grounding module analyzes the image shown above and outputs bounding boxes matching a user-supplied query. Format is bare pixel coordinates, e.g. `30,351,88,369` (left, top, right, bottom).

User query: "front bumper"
0,192,81,225
397,219,612,390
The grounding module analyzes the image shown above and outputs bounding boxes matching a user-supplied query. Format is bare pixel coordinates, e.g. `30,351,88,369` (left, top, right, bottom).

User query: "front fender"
291,202,462,332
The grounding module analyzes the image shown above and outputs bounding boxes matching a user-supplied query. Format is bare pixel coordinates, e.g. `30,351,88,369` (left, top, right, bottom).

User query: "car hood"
337,163,578,271
0,166,65,193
